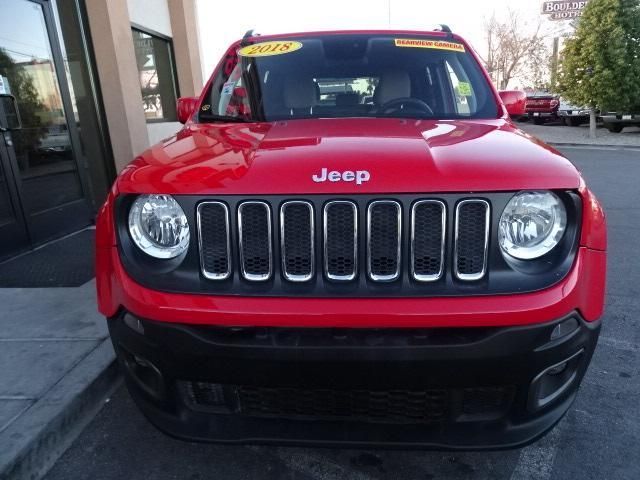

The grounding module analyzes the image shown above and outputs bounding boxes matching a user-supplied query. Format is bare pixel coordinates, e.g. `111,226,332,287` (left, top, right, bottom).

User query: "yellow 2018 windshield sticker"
238,41,303,57
395,39,465,53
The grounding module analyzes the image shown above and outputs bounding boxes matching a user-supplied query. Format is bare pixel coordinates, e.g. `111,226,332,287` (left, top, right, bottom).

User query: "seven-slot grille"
197,198,490,283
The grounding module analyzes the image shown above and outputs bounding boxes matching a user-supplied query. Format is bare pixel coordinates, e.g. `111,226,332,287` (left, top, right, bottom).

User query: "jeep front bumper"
108,310,599,449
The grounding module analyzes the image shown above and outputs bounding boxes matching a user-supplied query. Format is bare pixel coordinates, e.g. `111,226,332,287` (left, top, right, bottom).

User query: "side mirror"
498,90,526,118
176,96,199,124
0,94,21,131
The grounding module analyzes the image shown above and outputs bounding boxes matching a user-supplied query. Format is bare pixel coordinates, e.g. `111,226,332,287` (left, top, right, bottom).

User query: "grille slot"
367,201,401,281
280,201,314,282
238,201,272,281
324,201,358,281
197,202,231,280
454,200,490,281
411,200,446,282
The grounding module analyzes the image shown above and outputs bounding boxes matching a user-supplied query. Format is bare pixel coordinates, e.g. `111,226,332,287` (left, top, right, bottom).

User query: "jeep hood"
116,118,581,195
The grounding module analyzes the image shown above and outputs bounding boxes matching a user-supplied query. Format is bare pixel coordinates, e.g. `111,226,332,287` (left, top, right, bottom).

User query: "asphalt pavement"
44,145,640,480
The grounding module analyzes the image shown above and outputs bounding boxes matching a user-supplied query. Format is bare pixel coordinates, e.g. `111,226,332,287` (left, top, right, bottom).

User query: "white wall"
127,0,178,147
127,0,172,36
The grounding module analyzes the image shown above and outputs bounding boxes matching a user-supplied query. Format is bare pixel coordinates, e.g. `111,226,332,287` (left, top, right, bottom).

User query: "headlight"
499,191,567,260
128,194,190,259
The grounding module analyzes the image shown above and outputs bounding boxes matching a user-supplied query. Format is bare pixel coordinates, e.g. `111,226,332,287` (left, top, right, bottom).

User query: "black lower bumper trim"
108,312,600,449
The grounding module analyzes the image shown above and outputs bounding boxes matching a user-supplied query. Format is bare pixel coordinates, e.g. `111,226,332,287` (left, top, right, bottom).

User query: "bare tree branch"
484,9,550,89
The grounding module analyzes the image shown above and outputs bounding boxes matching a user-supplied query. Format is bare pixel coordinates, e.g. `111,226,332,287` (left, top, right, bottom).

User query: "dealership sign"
542,1,589,20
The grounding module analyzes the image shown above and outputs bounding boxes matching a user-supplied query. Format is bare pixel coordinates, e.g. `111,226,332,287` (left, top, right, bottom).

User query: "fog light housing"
546,361,568,376
550,317,579,341
528,350,584,412
123,313,145,335
119,346,165,401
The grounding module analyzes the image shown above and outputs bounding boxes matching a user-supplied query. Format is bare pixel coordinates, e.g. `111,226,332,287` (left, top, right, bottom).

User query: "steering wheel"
378,97,434,116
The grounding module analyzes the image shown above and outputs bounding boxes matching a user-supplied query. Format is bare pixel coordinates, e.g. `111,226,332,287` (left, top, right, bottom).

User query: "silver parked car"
557,99,590,127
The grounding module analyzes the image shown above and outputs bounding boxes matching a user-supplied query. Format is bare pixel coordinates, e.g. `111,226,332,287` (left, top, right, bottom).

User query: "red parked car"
526,92,560,124
96,28,606,449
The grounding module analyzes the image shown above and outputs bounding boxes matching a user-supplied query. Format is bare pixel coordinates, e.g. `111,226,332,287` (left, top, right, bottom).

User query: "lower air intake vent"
235,386,448,423
181,382,515,424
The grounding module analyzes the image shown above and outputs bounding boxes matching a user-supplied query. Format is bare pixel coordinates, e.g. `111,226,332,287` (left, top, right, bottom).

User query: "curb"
0,339,121,480
547,142,640,150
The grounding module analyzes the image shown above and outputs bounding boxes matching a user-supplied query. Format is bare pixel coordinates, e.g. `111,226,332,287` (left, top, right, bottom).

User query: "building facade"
0,0,203,259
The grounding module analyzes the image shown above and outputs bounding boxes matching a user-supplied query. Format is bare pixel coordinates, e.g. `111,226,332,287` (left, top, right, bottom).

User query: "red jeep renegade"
96,28,607,449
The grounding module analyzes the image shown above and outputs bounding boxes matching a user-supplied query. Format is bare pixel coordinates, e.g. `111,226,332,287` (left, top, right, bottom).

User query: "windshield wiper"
198,113,251,123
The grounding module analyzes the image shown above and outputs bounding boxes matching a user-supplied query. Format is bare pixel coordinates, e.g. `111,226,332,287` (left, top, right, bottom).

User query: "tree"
484,10,549,90
558,0,640,137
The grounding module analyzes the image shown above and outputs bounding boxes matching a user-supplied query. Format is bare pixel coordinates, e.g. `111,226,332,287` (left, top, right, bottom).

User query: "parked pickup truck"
601,112,640,132
526,92,559,124
96,28,606,449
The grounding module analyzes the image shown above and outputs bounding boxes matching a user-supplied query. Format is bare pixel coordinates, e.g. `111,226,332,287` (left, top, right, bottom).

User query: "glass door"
0,0,92,257
0,128,29,258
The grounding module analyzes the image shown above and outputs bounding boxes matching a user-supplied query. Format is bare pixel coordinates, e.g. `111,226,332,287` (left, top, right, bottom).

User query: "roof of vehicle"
526,91,558,98
238,29,467,45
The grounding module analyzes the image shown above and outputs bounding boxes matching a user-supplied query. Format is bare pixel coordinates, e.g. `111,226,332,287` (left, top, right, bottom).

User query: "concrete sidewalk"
0,280,119,480
519,122,640,148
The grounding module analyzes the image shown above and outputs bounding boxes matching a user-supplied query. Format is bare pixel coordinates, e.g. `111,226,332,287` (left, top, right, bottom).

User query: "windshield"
202,34,498,122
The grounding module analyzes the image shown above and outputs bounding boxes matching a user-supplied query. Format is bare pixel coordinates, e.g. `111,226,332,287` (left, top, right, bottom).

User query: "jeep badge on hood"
312,168,371,185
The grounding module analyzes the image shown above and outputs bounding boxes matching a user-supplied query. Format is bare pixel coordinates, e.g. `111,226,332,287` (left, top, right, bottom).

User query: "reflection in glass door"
0,134,29,256
0,0,92,257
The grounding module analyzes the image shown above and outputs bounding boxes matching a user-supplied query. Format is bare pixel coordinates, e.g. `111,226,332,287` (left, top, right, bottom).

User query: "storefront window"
132,27,178,122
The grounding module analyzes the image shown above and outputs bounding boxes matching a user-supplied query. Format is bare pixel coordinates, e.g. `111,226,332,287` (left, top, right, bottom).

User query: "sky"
196,0,575,80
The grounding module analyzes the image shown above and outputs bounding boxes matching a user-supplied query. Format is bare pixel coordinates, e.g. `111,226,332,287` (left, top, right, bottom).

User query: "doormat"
0,229,95,287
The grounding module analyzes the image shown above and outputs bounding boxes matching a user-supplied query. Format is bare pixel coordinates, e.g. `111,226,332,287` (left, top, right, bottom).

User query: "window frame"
131,23,180,123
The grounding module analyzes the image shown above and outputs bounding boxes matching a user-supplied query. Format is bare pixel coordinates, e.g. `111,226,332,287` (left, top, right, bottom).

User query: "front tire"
604,123,624,133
